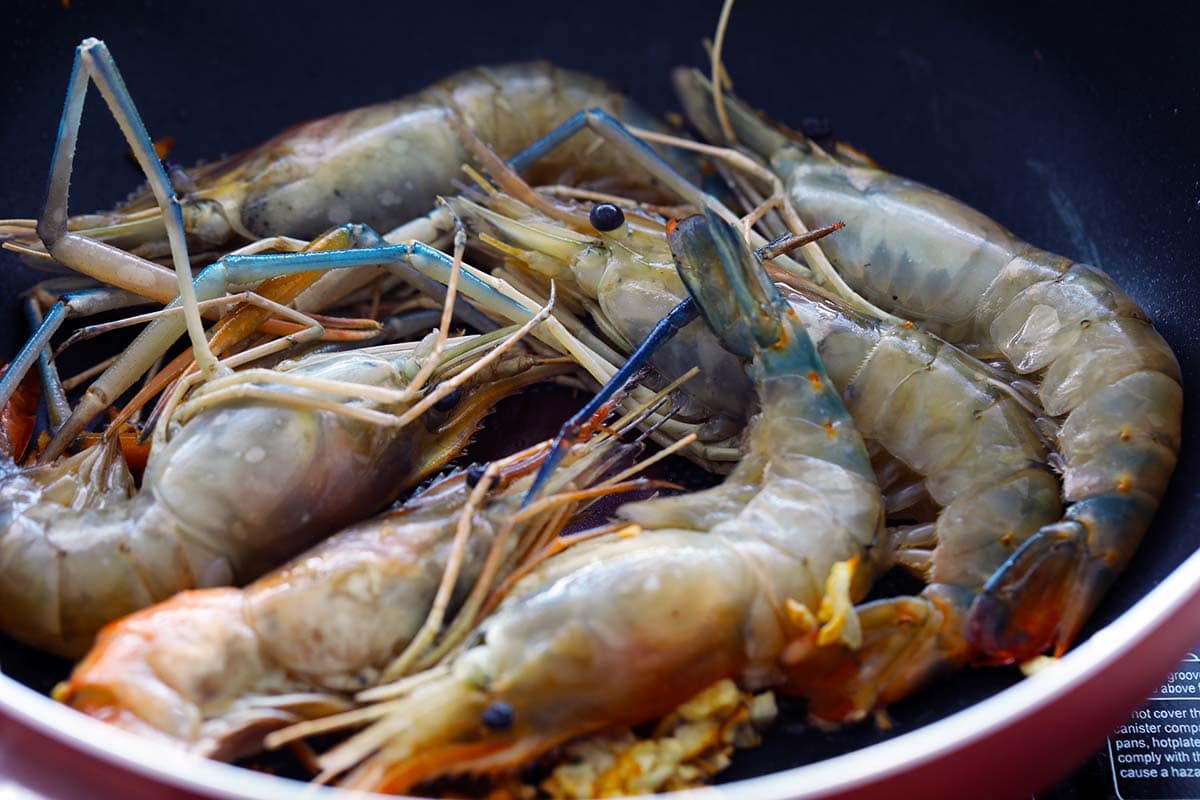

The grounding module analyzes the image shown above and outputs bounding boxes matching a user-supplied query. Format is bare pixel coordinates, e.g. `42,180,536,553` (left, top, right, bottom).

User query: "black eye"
465,462,488,488
433,389,461,413
589,203,625,232
481,701,515,731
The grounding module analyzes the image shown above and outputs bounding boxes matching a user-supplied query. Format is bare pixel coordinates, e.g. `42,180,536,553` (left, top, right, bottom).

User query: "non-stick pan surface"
0,2,1197,798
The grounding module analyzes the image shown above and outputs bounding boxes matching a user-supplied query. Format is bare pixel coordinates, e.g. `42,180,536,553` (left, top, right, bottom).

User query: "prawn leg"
520,297,698,507
0,284,151,419
37,39,214,374
783,585,975,726
23,298,69,430
220,236,535,332
1,302,65,423
509,109,727,219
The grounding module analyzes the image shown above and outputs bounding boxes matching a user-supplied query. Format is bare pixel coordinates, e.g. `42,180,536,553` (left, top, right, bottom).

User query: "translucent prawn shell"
103,63,695,253
763,140,1183,394
769,150,1020,339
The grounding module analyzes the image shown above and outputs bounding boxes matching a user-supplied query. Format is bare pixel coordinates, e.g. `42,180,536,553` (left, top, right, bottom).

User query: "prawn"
1,61,693,265
674,71,1183,664
0,307,567,658
448,162,1071,724
287,209,886,793
54,409,655,761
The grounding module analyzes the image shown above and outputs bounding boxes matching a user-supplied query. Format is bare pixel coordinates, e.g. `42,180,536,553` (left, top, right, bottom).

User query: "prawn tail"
782,584,975,727
967,492,1157,663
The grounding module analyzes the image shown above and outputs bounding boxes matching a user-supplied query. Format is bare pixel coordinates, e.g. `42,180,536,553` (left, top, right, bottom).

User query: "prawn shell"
1037,317,1179,417
167,64,688,243
930,468,1062,588
780,162,1016,327
1058,370,1183,502
989,264,1151,373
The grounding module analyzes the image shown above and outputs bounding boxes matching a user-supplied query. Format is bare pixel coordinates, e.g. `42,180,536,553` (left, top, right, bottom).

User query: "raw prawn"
0,316,566,657
55,417,647,761
298,209,886,792
449,170,1069,724
674,70,1183,664
1,61,693,265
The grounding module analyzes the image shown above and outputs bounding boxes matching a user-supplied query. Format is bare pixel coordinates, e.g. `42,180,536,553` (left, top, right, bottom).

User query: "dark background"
1,1,1199,798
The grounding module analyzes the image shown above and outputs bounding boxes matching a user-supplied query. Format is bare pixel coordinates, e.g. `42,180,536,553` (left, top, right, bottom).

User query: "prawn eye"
433,389,461,413
589,203,625,232
465,462,488,488
481,701,515,731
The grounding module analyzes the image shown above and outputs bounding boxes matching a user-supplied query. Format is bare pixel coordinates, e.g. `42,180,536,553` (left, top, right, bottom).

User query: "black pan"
0,2,1197,798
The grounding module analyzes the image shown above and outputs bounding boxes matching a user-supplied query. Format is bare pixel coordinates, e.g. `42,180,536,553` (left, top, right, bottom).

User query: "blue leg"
520,297,698,508
223,237,536,327
82,41,213,372
24,299,70,430
37,39,212,372
0,303,65,417
0,284,148,417
507,110,590,173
